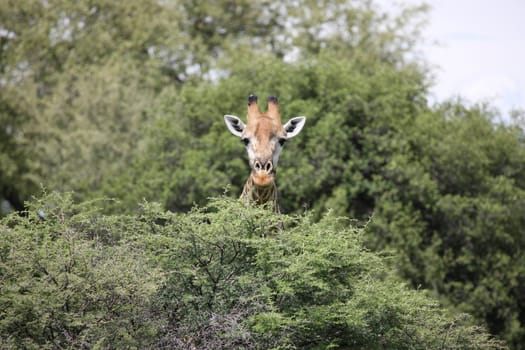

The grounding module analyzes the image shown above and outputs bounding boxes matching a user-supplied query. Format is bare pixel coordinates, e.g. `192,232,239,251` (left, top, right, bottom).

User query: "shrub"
0,193,504,349
0,193,162,349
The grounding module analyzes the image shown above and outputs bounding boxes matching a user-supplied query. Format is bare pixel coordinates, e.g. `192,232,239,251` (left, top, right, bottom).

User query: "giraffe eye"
242,138,250,146
278,138,286,146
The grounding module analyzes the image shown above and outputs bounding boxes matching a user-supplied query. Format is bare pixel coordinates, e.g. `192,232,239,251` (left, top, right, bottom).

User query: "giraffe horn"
267,96,281,124
247,94,260,123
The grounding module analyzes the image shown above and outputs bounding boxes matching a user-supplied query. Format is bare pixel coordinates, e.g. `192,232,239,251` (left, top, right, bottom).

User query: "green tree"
0,193,162,349
0,0,428,211
0,192,505,349
0,0,180,210
368,102,525,348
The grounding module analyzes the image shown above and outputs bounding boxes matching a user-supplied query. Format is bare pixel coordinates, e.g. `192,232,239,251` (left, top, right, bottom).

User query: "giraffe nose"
254,159,273,173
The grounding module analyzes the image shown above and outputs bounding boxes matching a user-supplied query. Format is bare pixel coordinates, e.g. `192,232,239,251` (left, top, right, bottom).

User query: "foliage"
368,103,525,348
0,192,162,349
0,193,504,349
0,0,427,210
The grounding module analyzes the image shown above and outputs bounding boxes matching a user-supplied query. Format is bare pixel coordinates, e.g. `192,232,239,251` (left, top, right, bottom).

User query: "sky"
392,0,525,114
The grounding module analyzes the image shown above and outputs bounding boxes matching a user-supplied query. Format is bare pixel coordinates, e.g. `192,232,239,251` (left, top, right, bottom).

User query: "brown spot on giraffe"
224,95,306,212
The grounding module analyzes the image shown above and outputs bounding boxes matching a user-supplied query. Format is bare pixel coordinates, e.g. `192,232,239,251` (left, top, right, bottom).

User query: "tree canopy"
0,193,504,349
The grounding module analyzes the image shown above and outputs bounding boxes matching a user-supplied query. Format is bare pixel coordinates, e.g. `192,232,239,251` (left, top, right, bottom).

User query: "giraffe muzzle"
252,159,275,187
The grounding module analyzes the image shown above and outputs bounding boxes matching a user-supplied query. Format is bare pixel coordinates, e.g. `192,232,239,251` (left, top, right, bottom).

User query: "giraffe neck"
241,175,280,213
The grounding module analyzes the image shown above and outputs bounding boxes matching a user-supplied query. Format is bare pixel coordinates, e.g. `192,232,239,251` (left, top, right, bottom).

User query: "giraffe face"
224,95,306,187
239,116,286,187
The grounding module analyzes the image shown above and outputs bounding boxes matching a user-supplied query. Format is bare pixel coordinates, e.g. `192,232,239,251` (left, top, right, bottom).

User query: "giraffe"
224,94,306,212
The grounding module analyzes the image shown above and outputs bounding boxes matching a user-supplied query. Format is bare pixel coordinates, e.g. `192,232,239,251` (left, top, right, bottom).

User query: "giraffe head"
224,95,306,187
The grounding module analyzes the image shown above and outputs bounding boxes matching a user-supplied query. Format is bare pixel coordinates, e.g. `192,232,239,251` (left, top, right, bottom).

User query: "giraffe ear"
224,115,245,137
283,116,306,139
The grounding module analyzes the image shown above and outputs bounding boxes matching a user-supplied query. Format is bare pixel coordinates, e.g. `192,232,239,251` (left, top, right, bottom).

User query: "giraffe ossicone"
224,95,306,212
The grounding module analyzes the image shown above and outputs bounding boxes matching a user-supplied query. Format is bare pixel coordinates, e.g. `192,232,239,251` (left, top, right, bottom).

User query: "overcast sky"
116,2,525,114
406,0,525,114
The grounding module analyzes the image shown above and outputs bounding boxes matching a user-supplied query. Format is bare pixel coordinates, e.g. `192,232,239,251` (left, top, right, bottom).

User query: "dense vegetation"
0,193,504,349
1,0,524,348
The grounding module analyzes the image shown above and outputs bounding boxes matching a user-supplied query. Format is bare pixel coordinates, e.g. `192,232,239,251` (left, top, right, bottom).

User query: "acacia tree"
0,193,504,349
